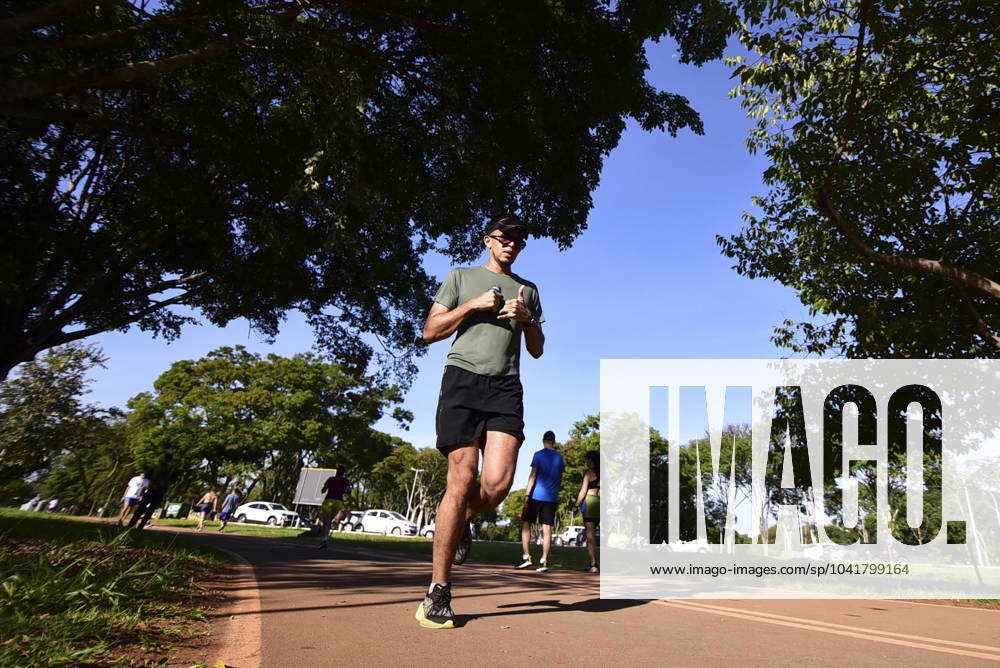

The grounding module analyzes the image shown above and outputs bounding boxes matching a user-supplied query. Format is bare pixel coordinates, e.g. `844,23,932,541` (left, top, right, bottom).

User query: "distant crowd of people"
113,469,241,531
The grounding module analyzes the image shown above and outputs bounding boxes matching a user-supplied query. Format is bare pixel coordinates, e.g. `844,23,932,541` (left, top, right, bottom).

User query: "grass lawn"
151,516,595,570
153,517,303,539
0,509,229,667
314,531,596,571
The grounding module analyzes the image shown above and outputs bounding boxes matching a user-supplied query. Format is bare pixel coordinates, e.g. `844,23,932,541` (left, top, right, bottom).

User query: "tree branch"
127,271,209,300
43,290,198,349
0,0,112,35
818,0,1000,306
841,0,871,139
817,186,1000,301
0,11,220,57
957,286,1000,352
0,19,153,57
0,39,239,103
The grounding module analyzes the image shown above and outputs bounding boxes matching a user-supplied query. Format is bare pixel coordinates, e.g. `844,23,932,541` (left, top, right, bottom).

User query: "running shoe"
516,557,533,569
318,540,327,549
415,583,455,629
452,522,472,565
587,565,599,573
536,562,549,573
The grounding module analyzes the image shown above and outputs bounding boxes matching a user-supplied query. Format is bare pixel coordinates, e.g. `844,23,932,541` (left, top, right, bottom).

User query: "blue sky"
81,38,811,492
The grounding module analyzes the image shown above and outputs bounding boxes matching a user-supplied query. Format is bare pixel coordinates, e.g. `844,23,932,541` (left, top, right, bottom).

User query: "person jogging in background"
116,472,147,525
416,214,545,629
195,489,219,531
517,430,564,573
217,489,241,532
318,467,351,549
575,450,600,573
128,460,180,530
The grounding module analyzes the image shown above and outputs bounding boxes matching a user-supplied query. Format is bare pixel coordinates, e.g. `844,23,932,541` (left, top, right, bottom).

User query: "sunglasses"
487,234,527,249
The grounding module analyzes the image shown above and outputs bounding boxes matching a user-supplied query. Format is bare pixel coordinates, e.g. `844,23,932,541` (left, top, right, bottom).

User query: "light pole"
407,467,424,522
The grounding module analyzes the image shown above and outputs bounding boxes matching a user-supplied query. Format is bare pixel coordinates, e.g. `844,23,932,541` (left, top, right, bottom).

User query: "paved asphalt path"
168,529,1000,666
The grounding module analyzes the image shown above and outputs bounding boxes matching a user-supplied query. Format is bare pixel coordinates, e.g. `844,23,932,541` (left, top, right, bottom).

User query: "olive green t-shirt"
433,266,545,377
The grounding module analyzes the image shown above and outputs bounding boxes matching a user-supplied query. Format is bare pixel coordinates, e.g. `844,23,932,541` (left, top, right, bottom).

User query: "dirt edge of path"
190,545,263,668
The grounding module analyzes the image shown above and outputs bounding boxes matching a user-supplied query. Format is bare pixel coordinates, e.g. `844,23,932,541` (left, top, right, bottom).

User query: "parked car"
233,502,299,526
339,511,363,532
554,525,585,547
419,523,435,539
356,509,418,535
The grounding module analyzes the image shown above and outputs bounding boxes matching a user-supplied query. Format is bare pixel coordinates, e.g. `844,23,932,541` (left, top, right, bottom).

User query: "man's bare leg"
540,524,553,564
521,521,533,559
431,432,519,582
431,442,480,584
465,431,519,518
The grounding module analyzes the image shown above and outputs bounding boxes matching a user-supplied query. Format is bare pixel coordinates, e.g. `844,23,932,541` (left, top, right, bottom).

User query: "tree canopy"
126,345,403,504
719,0,999,357
0,341,107,483
1,0,734,381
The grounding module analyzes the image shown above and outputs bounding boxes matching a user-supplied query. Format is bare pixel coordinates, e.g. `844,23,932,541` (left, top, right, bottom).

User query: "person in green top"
415,214,545,629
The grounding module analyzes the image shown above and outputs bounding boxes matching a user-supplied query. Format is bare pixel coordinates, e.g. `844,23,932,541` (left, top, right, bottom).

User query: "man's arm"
423,290,503,344
525,467,537,500
498,286,543,358
523,323,544,358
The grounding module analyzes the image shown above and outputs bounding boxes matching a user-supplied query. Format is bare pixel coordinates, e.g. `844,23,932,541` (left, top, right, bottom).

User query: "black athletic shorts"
436,365,524,454
523,499,557,526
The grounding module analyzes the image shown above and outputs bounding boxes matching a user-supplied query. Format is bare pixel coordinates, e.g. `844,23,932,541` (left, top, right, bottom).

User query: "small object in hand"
491,285,503,312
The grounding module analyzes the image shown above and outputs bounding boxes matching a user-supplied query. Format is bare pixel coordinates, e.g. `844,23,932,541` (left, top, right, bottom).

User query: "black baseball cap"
485,214,527,237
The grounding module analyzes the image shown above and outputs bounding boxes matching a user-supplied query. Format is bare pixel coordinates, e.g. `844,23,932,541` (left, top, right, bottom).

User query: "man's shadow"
456,598,649,627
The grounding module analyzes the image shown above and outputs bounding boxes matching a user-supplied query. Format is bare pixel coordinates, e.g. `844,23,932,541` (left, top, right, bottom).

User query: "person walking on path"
217,489,241,531
517,430,564,573
194,489,219,531
416,214,545,629
575,450,600,573
318,467,351,549
116,472,148,525
128,463,180,530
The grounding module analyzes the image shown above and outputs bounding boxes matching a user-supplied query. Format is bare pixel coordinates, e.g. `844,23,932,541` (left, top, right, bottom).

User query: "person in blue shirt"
517,430,564,572
217,489,241,532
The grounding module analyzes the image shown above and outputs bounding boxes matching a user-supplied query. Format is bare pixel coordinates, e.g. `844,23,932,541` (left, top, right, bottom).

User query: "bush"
479,524,518,542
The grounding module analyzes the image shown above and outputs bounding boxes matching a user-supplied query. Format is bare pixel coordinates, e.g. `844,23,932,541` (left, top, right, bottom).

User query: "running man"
116,472,148,525
318,467,351,549
217,489,241,531
194,489,219,531
415,214,545,629
127,465,180,530
517,430,564,573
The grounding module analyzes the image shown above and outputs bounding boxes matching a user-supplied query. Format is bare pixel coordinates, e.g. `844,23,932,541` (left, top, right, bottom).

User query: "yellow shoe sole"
415,601,455,629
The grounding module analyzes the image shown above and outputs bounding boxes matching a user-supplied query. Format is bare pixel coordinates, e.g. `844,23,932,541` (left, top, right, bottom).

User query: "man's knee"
480,475,513,508
445,451,479,497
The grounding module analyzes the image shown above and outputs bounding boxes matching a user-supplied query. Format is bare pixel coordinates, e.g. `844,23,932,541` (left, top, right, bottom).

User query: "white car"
339,511,363,532
419,523,435,539
554,525,586,546
356,509,418,535
233,502,299,526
